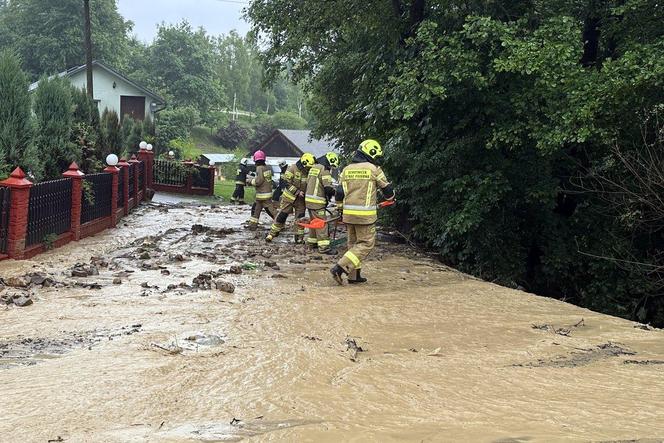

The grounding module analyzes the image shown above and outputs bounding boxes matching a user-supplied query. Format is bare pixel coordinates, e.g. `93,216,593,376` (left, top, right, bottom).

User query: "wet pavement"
1,200,664,442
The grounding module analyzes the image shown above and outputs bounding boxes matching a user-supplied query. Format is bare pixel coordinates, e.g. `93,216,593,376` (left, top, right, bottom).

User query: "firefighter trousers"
231,184,245,202
306,208,330,251
337,223,376,279
269,197,306,238
248,199,276,225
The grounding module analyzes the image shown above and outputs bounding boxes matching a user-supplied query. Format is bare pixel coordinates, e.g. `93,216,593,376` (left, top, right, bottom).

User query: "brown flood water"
1,202,664,443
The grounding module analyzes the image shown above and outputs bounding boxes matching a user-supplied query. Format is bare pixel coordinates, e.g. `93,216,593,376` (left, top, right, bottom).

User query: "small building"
199,153,236,181
29,60,166,121
253,129,339,165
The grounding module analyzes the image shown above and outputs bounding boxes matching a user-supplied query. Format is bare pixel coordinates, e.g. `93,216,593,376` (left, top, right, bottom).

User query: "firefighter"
266,153,316,243
246,150,274,229
272,161,289,203
305,152,340,254
231,158,250,204
330,139,394,285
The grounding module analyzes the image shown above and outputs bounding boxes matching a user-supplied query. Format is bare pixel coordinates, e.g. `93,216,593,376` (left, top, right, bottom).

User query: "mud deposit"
1,201,664,442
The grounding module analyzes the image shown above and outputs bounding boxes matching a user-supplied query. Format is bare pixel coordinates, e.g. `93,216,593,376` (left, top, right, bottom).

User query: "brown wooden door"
120,96,146,121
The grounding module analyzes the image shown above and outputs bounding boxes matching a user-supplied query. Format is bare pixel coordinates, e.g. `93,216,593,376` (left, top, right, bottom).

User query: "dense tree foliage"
0,50,40,178
0,0,132,79
248,0,664,325
33,77,78,179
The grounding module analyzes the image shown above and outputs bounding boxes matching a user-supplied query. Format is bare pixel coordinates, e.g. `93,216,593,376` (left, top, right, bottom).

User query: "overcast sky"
117,0,251,42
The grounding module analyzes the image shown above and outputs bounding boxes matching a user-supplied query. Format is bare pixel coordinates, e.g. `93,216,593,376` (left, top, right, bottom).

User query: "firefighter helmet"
253,150,266,162
300,153,316,168
359,139,383,161
325,152,340,168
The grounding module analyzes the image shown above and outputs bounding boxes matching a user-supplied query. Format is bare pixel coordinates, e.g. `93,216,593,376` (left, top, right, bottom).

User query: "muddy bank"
1,201,664,442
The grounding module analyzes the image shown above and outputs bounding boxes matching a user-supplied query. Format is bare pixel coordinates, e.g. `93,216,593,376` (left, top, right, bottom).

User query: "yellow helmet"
325,152,340,168
300,152,316,168
359,139,383,160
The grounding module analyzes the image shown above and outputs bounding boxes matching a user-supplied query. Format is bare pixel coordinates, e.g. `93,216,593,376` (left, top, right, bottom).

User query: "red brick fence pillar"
62,162,84,241
0,168,33,259
104,164,119,227
118,158,130,216
129,155,140,206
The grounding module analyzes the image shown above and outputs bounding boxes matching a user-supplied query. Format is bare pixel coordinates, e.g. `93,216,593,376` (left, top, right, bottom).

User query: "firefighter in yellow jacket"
305,152,340,254
246,150,273,230
266,153,316,243
330,140,394,284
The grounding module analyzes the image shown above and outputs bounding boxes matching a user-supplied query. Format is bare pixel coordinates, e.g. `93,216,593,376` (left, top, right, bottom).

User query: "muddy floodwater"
1,201,664,442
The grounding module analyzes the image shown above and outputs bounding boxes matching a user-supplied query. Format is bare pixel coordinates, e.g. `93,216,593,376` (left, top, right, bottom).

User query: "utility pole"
83,0,94,98
232,92,237,121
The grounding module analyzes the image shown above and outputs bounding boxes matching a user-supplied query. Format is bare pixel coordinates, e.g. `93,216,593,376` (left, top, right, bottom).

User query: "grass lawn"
215,180,256,204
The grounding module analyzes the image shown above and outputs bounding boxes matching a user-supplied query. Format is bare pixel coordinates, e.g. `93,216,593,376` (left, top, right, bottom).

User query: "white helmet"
240,158,249,166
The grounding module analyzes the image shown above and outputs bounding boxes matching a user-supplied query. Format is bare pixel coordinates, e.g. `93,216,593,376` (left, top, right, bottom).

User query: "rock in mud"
264,260,279,269
169,253,185,262
6,276,31,288
112,277,122,285
271,274,287,279
70,263,98,277
228,265,243,275
214,280,235,293
139,251,151,260
13,295,33,307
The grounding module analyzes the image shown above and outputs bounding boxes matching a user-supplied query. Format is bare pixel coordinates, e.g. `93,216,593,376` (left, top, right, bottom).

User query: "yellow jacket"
281,163,308,202
339,162,391,224
305,164,333,210
251,164,273,201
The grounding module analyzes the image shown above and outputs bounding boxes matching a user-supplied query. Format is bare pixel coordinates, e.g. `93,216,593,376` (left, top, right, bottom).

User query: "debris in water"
623,359,664,366
345,337,365,362
302,335,321,341
214,280,235,293
515,342,636,368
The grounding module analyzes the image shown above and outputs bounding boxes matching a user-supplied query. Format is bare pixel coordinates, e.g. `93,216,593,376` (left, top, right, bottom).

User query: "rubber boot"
330,264,347,285
246,223,258,231
348,269,368,284
294,235,305,244
265,233,274,242
320,248,338,256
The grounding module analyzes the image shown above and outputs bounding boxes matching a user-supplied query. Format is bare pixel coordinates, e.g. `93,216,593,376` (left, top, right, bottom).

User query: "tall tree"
0,0,132,79
33,76,78,179
146,21,224,119
248,0,664,324
0,49,40,178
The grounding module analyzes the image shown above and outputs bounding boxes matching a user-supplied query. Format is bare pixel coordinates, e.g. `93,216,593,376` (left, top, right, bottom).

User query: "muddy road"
1,202,664,442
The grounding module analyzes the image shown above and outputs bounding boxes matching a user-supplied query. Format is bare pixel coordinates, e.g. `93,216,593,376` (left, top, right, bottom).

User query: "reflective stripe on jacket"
252,164,273,201
281,163,308,202
305,164,332,210
339,162,391,224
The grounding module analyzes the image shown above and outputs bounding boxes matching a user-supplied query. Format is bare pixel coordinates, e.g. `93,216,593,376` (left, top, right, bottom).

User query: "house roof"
201,153,236,164
28,60,166,104
276,130,339,158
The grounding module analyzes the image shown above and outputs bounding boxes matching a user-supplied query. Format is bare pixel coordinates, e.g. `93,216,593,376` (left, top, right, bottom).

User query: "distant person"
304,152,339,254
246,150,275,229
266,153,316,244
272,161,289,203
231,158,250,204
330,140,394,285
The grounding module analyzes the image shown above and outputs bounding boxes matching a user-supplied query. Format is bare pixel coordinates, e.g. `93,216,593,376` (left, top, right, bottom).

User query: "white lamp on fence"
168,151,175,157
139,141,148,150
146,144,153,151
106,154,119,166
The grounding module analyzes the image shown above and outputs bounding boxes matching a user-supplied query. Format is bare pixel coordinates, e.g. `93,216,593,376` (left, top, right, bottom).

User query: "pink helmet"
253,150,266,162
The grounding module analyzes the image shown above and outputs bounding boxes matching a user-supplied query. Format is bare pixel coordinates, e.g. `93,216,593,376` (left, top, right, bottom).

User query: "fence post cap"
63,162,85,178
0,167,33,188
129,155,139,163
118,158,130,167
103,166,119,174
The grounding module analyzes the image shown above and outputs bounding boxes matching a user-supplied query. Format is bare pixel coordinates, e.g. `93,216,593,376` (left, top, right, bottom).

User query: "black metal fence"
128,163,136,197
193,166,212,189
137,161,145,191
117,170,125,208
81,173,113,224
154,159,187,186
0,186,10,253
27,178,72,247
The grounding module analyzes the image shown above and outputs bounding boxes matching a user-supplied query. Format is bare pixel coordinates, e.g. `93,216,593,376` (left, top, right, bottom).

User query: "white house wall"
68,67,156,120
